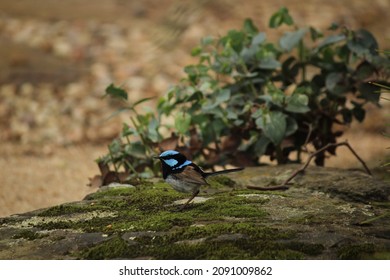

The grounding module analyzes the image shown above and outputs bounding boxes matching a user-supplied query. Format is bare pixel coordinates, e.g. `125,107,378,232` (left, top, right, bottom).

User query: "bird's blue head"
156,150,192,178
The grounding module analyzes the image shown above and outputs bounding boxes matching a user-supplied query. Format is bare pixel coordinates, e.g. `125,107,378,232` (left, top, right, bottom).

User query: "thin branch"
247,140,372,191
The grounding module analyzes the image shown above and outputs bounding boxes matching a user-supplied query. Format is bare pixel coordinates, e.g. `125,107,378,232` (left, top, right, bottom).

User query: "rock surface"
0,165,389,260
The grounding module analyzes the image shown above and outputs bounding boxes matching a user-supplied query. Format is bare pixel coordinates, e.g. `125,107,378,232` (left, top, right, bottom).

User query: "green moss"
208,175,237,188
38,220,75,230
74,216,304,260
126,188,184,212
12,230,48,240
79,235,131,259
209,198,266,218
38,204,91,217
38,216,118,232
113,211,194,232
77,233,307,260
87,184,185,213
181,193,269,221
32,181,273,236
29,177,326,259
83,187,137,200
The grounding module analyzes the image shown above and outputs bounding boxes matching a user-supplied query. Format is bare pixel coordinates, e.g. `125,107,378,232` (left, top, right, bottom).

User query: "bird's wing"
173,165,208,186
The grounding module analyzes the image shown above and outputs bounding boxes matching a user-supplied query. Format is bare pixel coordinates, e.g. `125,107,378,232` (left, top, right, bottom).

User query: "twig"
247,140,372,191
302,123,313,153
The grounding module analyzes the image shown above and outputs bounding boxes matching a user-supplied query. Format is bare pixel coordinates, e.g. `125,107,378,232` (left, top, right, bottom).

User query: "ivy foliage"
99,8,389,179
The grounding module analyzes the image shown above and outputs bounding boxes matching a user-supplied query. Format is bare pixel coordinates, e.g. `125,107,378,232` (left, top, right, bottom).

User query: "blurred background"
0,0,389,217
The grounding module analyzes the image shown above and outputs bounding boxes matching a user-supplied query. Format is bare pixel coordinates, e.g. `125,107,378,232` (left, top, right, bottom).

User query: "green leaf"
186,90,204,102
226,109,238,120
267,85,285,107
254,136,271,156
309,27,323,41
259,57,281,69
157,96,174,116
256,111,287,146
121,123,134,137
108,138,122,155
147,117,160,142
175,113,191,135
269,7,294,28
315,34,346,51
201,36,214,46
192,114,209,126
280,28,308,52
328,23,340,30
251,108,263,119
325,72,347,95
202,89,231,110
355,61,376,80
201,118,225,145
221,30,246,53
347,29,378,57
285,93,310,113
184,64,209,84
243,18,258,35
285,117,298,136
251,32,266,46
105,84,128,100
124,141,146,159
216,88,231,104
191,46,202,56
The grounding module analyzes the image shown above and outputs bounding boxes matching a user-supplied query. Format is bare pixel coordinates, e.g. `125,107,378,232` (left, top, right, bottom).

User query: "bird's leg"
179,190,200,211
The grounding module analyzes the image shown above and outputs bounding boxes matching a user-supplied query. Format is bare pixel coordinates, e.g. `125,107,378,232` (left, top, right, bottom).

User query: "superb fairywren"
155,150,244,210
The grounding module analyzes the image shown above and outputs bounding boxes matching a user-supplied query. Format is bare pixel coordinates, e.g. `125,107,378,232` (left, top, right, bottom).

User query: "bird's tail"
204,167,244,178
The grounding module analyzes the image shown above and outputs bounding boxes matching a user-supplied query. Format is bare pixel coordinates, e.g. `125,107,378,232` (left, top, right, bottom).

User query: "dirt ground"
0,0,389,217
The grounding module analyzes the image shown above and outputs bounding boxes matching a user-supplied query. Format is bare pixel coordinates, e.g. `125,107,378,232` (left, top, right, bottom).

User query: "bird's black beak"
153,155,160,159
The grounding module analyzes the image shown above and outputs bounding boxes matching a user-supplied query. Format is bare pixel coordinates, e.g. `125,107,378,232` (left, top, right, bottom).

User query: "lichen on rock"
0,165,389,259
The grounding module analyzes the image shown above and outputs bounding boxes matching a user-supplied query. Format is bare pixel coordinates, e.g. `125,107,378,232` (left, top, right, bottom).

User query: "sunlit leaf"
285,94,310,113
315,34,346,51
252,32,266,46
202,89,231,110
280,28,308,52
259,57,281,69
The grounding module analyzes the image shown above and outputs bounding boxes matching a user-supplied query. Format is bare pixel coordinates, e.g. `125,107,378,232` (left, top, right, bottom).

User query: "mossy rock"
0,165,389,259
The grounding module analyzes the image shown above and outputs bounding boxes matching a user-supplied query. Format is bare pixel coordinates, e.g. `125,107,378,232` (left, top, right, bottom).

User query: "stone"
0,165,389,260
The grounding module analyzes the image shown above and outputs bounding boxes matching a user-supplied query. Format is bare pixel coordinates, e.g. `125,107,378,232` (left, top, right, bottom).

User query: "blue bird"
155,150,244,210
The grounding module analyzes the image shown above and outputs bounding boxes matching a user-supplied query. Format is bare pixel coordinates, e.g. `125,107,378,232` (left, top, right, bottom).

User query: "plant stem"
275,144,284,165
298,39,307,82
108,147,120,182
